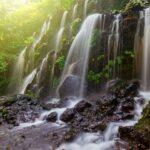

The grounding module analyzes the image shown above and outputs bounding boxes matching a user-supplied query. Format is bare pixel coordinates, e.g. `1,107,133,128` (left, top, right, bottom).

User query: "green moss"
71,18,82,35
56,55,65,71
124,0,148,11
136,102,150,129
2,107,8,118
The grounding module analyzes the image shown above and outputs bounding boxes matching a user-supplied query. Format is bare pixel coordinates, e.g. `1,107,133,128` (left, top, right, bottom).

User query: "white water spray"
108,14,122,77
142,8,150,91
84,0,89,18
19,69,37,94
58,14,101,97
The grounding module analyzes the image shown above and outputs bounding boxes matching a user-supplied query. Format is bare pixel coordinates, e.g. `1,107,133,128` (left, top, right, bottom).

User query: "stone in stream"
60,108,75,122
46,112,58,122
74,100,92,112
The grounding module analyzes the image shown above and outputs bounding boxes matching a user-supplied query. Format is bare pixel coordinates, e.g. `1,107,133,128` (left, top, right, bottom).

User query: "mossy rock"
136,102,150,129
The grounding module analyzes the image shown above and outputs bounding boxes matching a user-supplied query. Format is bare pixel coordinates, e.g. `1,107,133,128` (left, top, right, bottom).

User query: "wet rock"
0,95,43,127
121,112,134,120
119,126,133,138
122,102,134,112
58,75,81,98
60,108,75,122
46,112,57,122
74,100,92,112
89,121,106,131
125,80,140,96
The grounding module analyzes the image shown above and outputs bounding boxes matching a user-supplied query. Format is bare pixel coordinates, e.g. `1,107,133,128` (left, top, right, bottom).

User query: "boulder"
125,80,140,96
60,108,75,122
58,75,81,98
46,112,57,122
74,100,92,112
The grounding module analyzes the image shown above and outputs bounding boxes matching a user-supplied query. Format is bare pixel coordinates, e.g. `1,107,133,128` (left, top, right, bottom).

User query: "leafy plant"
56,55,65,71
91,29,101,48
88,50,135,84
71,18,82,35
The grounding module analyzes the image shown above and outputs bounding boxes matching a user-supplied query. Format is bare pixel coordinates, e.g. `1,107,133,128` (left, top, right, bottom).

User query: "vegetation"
56,55,66,71
125,0,148,11
88,50,134,84
0,0,74,95
136,102,150,129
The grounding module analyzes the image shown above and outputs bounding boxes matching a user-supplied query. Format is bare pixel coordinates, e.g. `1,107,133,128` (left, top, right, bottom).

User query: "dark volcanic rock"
0,95,43,127
74,100,92,112
58,75,81,98
46,112,58,122
60,108,75,122
125,80,140,96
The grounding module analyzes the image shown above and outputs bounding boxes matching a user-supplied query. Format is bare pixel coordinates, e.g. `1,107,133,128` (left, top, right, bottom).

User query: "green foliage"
24,36,34,45
91,29,101,48
88,70,101,84
56,55,65,71
52,77,59,89
88,50,134,84
125,0,148,11
90,0,129,12
0,0,74,95
71,18,82,35
26,90,36,98
97,55,104,61
136,102,150,129
0,55,8,73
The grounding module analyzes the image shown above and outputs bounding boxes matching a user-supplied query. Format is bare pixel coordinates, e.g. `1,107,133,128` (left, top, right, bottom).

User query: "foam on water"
57,92,150,150
14,97,80,130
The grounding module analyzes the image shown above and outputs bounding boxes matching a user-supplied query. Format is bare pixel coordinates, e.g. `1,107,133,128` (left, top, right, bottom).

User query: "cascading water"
72,3,78,20
84,0,89,18
46,16,52,33
108,14,122,78
69,4,78,37
55,11,68,51
19,69,37,94
57,95,149,150
58,14,101,97
134,11,144,78
51,11,68,84
142,8,150,91
8,47,27,94
8,17,52,95
28,18,52,71
37,53,49,86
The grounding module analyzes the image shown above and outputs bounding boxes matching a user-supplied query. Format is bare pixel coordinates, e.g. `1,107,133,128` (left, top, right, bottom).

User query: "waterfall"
84,0,89,18
134,11,144,80
58,14,101,97
55,11,68,51
72,3,78,20
142,8,150,91
37,53,49,86
8,17,52,95
51,11,68,85
69,4,78,38
46,16,52,33
19,69,37,94
29,18,52,70
108,14,122,78
8,47,27,94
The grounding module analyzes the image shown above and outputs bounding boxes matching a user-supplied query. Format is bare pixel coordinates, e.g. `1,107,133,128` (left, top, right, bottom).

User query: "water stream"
8,47,27,94
108,14,122,78
142,8,150,91
84,0,89,18
19,69,37,94
58,14,101,97
57,92,150,150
